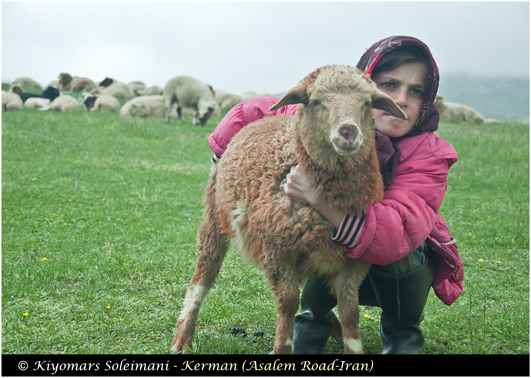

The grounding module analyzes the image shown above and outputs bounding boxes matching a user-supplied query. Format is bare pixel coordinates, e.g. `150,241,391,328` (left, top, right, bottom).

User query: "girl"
208,35,463,354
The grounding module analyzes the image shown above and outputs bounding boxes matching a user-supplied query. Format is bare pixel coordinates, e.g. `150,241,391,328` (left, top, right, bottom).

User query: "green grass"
2,107,529,355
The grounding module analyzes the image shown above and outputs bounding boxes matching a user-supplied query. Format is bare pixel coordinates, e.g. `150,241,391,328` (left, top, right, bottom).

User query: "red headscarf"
356,36,440,187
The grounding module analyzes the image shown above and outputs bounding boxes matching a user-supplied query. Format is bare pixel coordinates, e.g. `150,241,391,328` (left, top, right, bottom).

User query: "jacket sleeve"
344,153,455,265
208,96,297,159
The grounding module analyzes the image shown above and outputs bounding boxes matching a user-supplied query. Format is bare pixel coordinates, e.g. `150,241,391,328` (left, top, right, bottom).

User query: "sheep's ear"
370,88,408,120
269,86,308,111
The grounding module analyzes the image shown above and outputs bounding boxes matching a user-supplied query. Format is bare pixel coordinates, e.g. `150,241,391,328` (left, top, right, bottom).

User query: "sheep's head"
270,65,406,161
8,84,23,95
58,73,72,86
42,86,61,102
81,93,98,110
99,78,114,87
197,98,216,126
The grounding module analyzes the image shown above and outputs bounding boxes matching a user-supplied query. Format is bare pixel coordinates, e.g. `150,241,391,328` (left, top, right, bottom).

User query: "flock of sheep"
1,73,274,125
2,73,488,126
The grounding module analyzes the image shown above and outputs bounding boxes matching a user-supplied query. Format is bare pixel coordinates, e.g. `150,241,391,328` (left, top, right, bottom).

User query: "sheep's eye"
365,101,371,107
311,99,321,106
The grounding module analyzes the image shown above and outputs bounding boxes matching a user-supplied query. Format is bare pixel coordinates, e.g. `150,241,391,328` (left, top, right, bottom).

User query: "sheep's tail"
171,167,230,353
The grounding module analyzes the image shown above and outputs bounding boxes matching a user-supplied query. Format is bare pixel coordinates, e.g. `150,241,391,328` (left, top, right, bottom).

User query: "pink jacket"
209,97,463,306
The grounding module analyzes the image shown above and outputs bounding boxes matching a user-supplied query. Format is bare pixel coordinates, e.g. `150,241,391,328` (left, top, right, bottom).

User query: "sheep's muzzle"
330,122,364,155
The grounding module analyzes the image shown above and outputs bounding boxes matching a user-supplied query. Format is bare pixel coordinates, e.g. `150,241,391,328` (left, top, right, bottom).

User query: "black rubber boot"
292,276,337,354
368,245,438,354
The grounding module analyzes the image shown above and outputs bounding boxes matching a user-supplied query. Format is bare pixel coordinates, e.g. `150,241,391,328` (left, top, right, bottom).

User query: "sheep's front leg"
266,265,300,354
334,260,371,354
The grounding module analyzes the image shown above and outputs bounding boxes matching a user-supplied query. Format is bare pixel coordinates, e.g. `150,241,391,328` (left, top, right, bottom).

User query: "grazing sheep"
435,95,484,125
171,65,407,355
40,95,79,112
164,75,217,125
19,86,61,104
119,95,166,118
80,92,120,113
139,85,163,96
12,77,42,91
58,73,95,92
24,98,50,110
2,91,23,111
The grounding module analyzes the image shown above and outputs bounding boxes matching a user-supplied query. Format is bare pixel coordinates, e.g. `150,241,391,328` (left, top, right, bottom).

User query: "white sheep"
171,65,407,355
164,75,217,125
435,94,484,125
214,89,243,111
119,95,167,118
80,92,120,113
139,85,163,96
12,77,42,91
40,95,79,112
128,81,146,96
220,94,243,111
93,80,135,101
24,98,51,110
58,73,96,92
2,91,23,111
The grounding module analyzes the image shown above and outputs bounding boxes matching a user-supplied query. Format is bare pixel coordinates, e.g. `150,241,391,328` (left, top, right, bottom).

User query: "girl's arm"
208,97,297,161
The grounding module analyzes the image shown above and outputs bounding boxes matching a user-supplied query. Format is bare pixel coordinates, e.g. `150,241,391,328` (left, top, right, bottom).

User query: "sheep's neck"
293,125,383,216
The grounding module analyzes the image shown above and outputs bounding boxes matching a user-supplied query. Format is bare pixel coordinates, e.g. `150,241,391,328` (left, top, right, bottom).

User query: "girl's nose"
394,87,408,108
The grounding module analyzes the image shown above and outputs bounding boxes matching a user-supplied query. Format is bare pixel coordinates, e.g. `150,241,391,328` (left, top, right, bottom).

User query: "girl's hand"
283,165,319,206
284,165,345,229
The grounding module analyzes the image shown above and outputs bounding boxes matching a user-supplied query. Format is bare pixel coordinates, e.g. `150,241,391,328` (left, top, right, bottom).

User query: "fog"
2,1,529,95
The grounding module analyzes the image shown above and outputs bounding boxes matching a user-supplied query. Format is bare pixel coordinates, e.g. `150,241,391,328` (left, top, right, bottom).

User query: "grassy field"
2,105,529,355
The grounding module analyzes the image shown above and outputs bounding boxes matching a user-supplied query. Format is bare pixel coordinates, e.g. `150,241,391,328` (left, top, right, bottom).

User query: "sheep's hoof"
171,334,193,354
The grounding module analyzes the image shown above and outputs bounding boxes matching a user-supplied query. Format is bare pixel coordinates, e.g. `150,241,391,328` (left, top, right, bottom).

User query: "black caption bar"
2,354,529,377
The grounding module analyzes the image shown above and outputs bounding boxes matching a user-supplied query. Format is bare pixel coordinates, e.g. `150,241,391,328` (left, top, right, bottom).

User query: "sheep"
58,73,96,92
164,75,217,125
80,92,120,113
170,65,407,355
97,77,114,87
24,98,50,110
2,91,23,111
18,86,61,104
128,81,146,95
139,85,163,96
8,84,23,95
435,94,484,125
220,94,243,111
93,79,135,101
40,95,79,112
239,91,259,102
119,95,167,118
12,77,42,91
214,89,243,111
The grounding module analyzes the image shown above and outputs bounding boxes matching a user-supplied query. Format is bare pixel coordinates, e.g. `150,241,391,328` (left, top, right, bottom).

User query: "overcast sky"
2,1,529,95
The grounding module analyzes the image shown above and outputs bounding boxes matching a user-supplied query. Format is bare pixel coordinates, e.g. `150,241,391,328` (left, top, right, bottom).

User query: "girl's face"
371,61,428,138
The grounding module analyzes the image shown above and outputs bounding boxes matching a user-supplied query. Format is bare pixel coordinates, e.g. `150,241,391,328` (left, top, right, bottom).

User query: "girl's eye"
311,99,321,106
411,89,423,96
381,82,395,88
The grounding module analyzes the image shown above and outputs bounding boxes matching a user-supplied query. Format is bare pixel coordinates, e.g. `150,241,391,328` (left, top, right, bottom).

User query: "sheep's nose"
339,124,359,141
